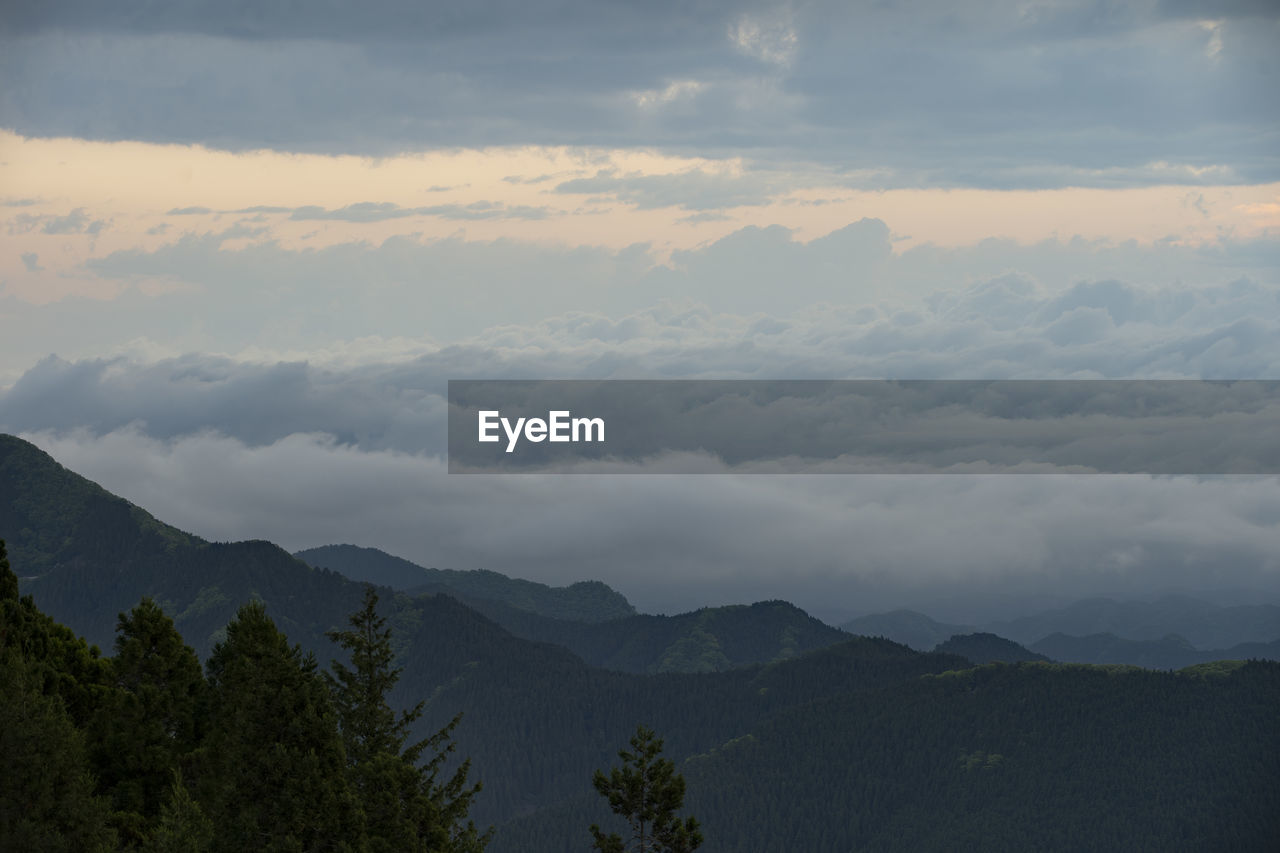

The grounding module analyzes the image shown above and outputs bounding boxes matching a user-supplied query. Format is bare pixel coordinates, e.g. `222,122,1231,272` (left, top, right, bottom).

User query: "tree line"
0,539,487,852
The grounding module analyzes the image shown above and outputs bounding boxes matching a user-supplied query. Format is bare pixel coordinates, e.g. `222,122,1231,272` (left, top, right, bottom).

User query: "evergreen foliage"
95,598,205,843
326,585,489,852
1,539,116,851
141,771,213,853
591,726,702,853
201,600,363,852
933,632,1051,664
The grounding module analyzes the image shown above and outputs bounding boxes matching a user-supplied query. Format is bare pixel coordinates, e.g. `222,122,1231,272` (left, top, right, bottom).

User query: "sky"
2,0,1279,623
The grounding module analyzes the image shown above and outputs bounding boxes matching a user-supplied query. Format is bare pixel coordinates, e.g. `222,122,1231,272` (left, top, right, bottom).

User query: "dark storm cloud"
2,1,1275,186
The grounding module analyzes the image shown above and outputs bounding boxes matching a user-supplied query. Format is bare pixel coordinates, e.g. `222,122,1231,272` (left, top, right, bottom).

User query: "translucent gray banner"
447,380,1280,474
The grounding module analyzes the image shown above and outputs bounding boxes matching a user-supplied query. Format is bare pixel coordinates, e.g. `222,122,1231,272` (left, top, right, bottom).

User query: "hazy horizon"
3,0,1278,624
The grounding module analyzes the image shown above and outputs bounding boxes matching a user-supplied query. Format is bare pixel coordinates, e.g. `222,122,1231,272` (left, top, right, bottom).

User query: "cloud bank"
3,1,1276,186
4,269,1280,621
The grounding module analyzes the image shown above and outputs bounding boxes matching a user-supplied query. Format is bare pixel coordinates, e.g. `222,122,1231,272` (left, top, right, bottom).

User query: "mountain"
840,609,974,650
7,431,1280,851
986,595,1280,649
457,597,852,673
295,543,635,623
934,632,1051,664
1031,632,1280,670
498,660,1280,852
297,545,848,675
1,434,361,657
0,433,966,826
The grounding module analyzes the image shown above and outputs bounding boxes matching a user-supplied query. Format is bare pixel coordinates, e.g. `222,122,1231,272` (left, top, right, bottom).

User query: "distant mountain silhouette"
935,632,1052,664
841,609,974,650
1031,632,1280,670
986,595,1280,649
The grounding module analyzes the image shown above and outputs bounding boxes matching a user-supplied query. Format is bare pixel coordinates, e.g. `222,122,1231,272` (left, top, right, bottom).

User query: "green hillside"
295,543,636,623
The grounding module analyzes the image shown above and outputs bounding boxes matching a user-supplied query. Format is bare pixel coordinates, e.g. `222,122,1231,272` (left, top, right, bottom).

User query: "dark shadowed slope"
295,543,635,622
1031,632,1280,669
935,632,1052,664
459,597,852,673
987,596,1280,649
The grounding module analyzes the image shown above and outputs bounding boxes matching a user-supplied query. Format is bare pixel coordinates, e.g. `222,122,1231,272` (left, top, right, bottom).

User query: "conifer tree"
590,725,702,853
0,539,116,851
327,585,489,852
202,600,362,852
96,597,205,843
142,770,214,853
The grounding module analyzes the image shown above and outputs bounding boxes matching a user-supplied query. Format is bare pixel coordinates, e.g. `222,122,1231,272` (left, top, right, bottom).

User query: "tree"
201,600,363,852
0,539,117,851
95,597,205,844
327,585,489,852
590,725,702,853
142,770,213,853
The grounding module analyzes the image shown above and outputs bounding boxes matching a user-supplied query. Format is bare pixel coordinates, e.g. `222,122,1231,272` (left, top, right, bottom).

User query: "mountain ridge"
295,543,636,623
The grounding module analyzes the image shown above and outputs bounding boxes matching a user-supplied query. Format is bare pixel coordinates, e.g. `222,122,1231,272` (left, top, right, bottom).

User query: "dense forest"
4,433,1280,851
1,540,486,851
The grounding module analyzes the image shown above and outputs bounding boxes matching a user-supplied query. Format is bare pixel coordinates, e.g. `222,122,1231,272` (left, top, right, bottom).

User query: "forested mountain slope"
457,596,852,673
1031,631,1280,669
7,432,1278,851
987,595,1280,649
295,543,635,622
934,631,1051,664
500,660,1280,852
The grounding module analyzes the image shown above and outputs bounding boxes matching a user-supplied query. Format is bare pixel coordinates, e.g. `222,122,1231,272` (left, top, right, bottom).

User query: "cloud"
288,201,551,222
4,271,1280,454
7,207,109,235
0,217,1275,382
677,212,733,224
15,427,1280,622
2,2,1275,187
729,10,798,66
554,169,787,211
6,259,1280,619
